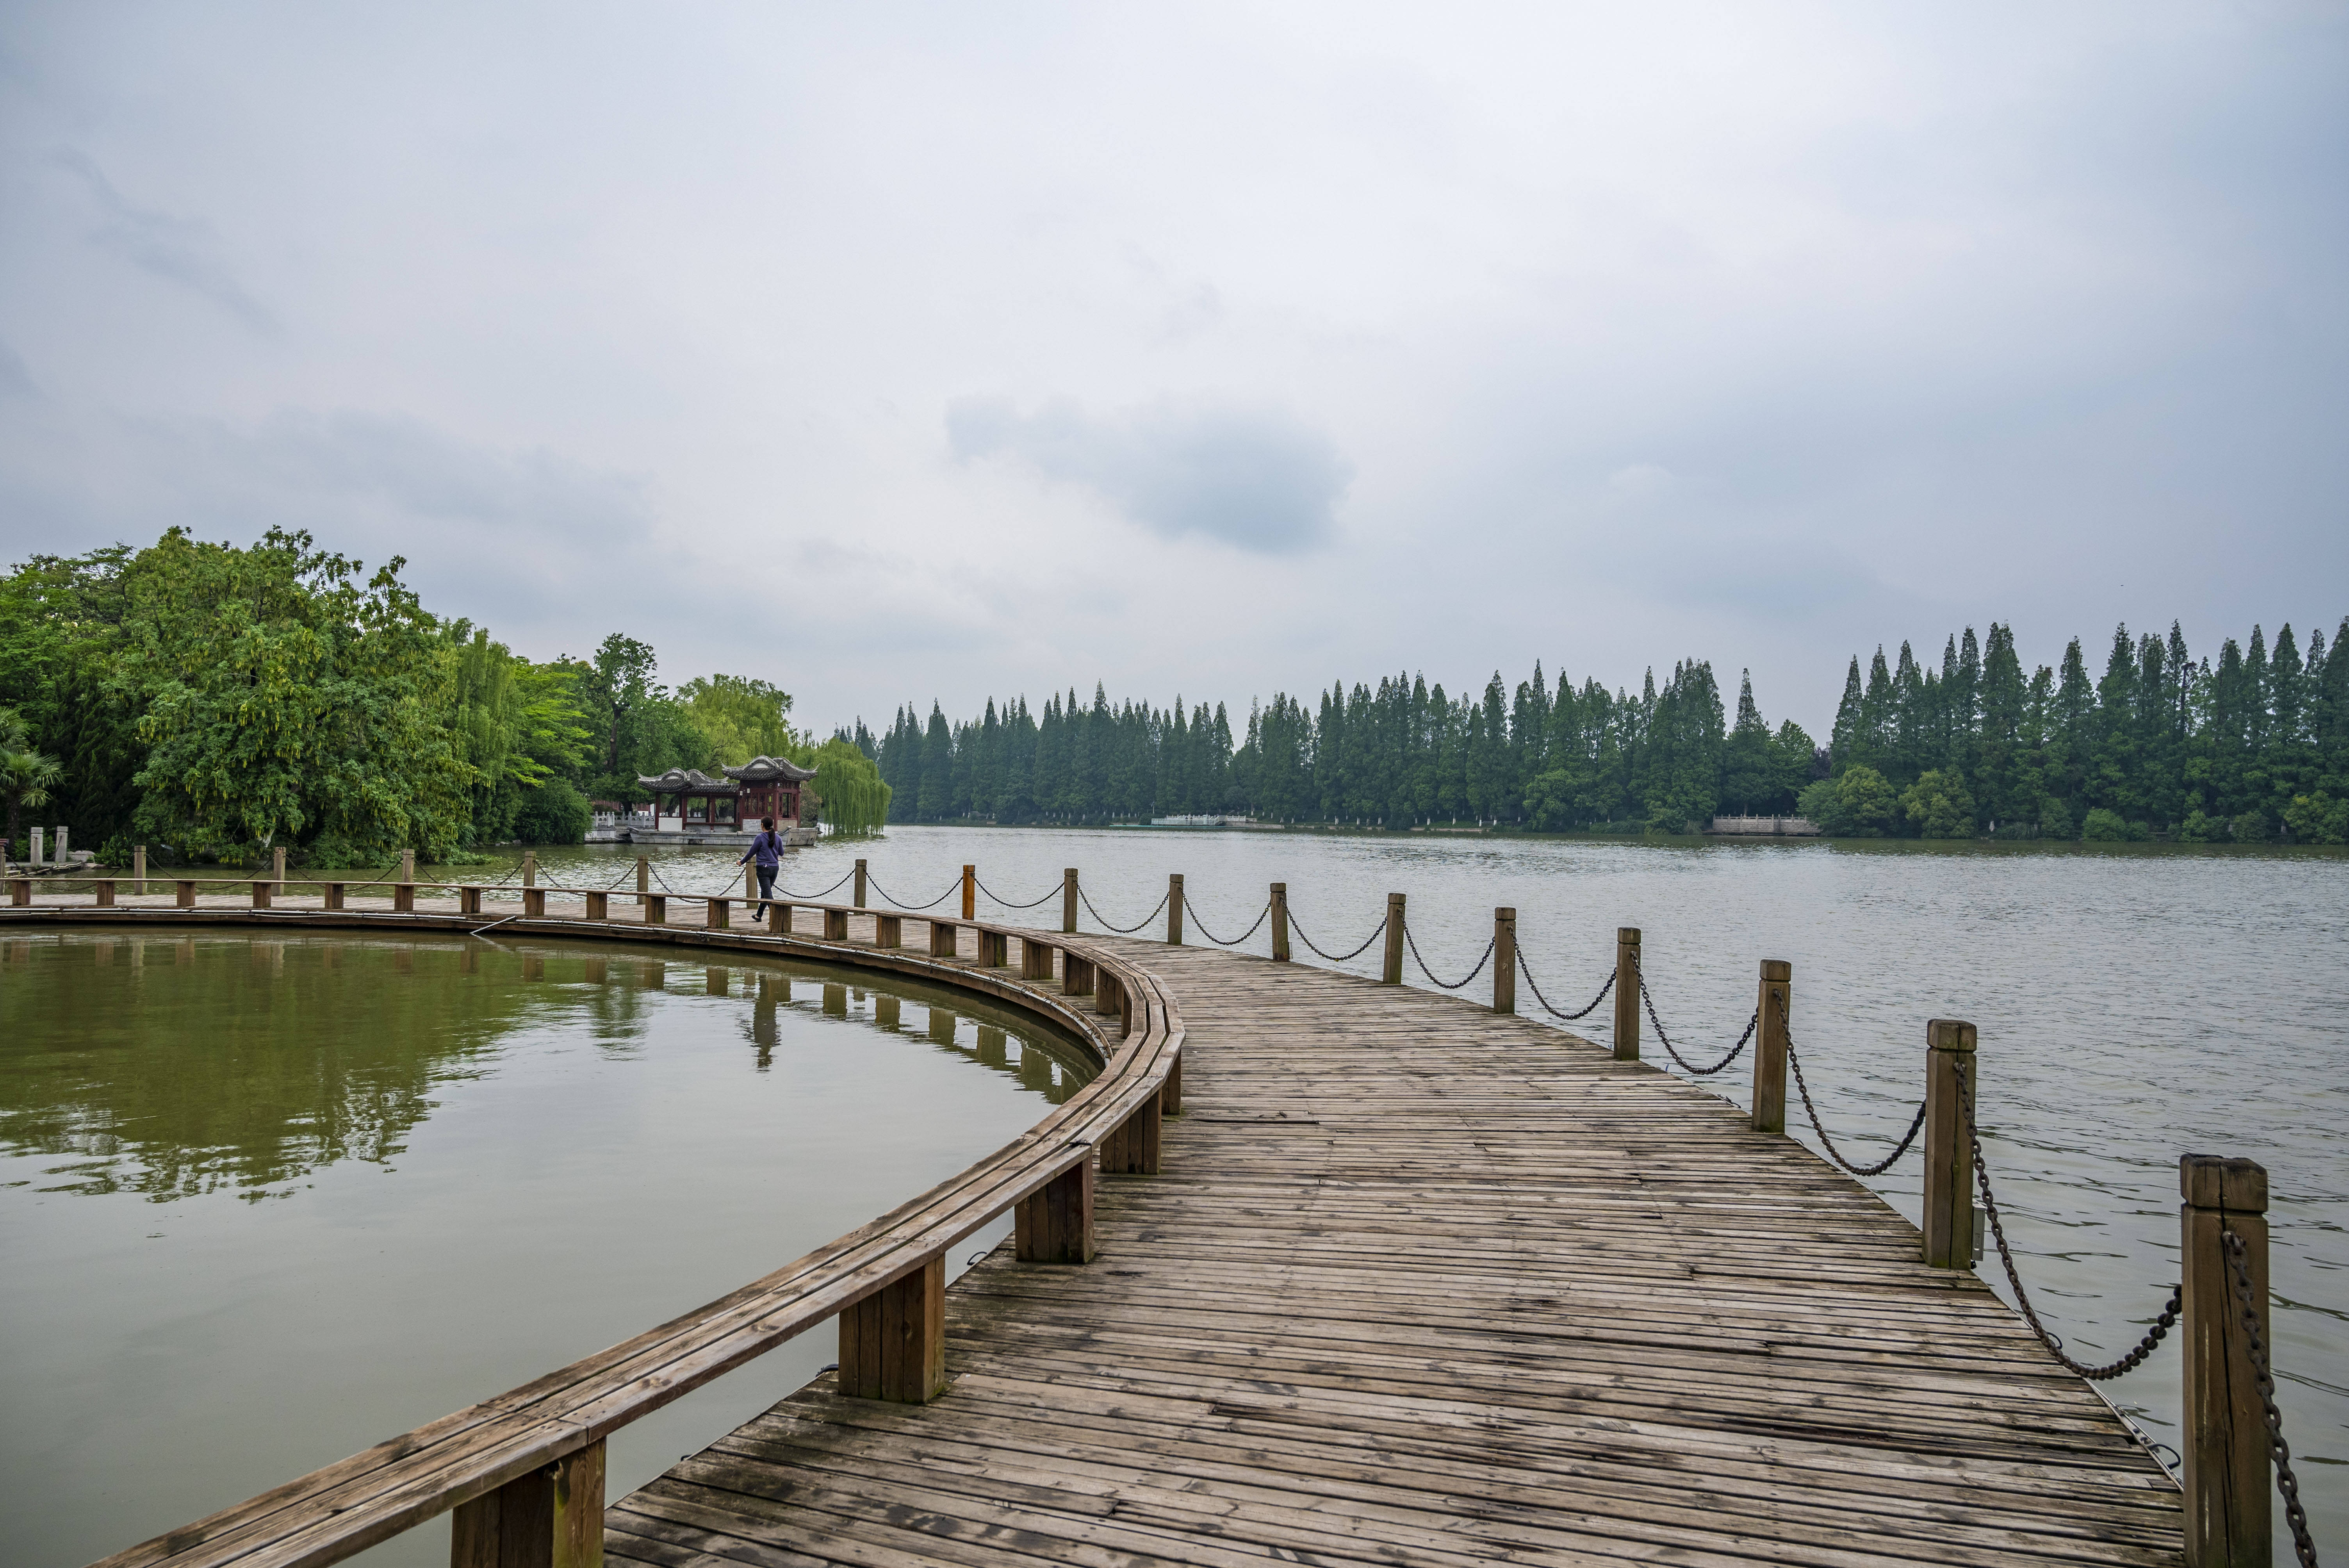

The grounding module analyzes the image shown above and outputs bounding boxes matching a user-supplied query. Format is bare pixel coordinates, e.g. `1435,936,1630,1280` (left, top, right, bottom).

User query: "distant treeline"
862,617,2349,843
1,527,889,866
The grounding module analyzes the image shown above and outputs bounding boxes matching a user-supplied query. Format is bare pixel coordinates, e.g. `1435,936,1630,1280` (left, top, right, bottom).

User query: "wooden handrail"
4,889,1180,1568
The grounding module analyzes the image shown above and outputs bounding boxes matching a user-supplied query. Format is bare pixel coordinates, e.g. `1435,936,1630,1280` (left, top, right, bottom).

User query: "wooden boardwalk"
608,935,2182,1568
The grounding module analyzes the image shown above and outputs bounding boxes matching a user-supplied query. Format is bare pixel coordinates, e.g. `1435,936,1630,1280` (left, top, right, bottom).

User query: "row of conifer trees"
862,616,2349,842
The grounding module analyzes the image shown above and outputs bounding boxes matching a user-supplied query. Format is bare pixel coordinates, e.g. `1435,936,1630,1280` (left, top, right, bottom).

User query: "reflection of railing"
11,882,1178,1568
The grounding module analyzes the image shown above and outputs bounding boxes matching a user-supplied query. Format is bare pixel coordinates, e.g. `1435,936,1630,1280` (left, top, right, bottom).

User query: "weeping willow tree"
793,736,891,834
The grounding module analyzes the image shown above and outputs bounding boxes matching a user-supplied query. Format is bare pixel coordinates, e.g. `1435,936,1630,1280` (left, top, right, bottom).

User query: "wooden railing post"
272,846,287,891
523,888,547,918
94,878,116,907
397,850,416,913
9,877,28,907
522,850,535,889
1062,868,1078,934
837,1255,946,1402
769,900,791,935
324,881,346,911
875,912,901,947
1381,893,1405,984
1613,928,1641,1060
2181,1154,2271,1568
134,844,147,896
961,864,975,921
743,864,755,901
1751,960,1790,1134
585,891,607,921
1270,883,1289,961
1167,874,1184,945
176,879,196,909
251,878,272,910
827,907,851,942
449,1438,604,1568
1017,1160,1096,1264
635,856,649,894
854,857,868,909
1921,1019,1977,1268
1492,908,1516,1014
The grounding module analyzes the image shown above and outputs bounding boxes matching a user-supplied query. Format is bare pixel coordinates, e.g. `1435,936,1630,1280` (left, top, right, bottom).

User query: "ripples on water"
505,826,2349,1547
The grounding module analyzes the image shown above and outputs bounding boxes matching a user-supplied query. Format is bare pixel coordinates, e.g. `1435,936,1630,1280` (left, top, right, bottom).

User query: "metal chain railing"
1287,907,1388,963
866,875,960,911
1633,957,1756,1076
1183,893,1271,948
1078,886,1171,934
2225,1227,2321,1568
977,878,1062,911
1402,922,1494,990
1782,1016,1929,1176
1960,1073,2181,1382
1516,946,1614,1021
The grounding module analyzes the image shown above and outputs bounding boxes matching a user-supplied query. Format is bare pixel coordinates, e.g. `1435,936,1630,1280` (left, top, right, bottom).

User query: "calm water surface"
495,825,2348,1547
0,931,1093,1568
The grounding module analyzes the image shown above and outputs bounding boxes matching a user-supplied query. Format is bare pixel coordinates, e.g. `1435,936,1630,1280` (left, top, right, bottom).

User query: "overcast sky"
3,3,2343,738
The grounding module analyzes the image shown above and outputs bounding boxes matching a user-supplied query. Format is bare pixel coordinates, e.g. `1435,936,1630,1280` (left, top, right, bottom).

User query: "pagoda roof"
723,754,818,783
634,767,734,793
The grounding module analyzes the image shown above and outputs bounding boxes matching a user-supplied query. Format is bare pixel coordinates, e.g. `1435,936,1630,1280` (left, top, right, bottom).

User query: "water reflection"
0,933,1090,1204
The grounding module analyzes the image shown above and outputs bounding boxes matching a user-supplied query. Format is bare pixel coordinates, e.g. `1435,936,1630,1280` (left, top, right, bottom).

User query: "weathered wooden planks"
612,936,2183,1568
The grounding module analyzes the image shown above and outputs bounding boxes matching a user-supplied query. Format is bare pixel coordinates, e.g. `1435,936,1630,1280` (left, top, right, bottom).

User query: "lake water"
0,931,1094,1568
503,825,2349,1550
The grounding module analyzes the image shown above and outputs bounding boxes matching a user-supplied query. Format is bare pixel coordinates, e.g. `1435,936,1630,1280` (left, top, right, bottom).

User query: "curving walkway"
610,937,2182,1568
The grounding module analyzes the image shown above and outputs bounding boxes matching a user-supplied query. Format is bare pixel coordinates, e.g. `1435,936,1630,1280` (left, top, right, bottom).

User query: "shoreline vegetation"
0,527,891,869
870,618,2349,846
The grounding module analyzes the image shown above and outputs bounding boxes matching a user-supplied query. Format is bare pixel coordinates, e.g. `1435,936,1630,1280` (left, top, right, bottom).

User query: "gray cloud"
0,340,34,399
50,148,274,332
947,397,1351,554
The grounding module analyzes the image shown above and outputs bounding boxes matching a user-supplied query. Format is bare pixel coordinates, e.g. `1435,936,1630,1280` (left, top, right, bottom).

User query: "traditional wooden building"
635,755,817,835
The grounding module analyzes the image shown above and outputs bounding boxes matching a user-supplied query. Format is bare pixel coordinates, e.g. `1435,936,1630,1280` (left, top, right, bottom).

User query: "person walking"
740,816,785,907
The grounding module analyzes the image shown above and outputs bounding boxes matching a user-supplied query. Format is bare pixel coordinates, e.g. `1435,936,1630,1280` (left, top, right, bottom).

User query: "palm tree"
1,707,62,864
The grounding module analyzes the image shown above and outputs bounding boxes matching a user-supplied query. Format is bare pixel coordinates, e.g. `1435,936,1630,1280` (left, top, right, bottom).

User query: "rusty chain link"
1783,1009,1929,1176
1078,885,1171,934
1515,947,1614,1021
1287,907,1389,964
1402,922,1495,990
1185,894,1271,948
1633,955,1756,1075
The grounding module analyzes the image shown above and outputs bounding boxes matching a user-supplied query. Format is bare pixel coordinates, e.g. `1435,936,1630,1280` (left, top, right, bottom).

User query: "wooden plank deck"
606,935,2183,1568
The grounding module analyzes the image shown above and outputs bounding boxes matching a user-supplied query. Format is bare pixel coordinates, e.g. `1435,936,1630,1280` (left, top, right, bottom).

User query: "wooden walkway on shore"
609,935,2181,1568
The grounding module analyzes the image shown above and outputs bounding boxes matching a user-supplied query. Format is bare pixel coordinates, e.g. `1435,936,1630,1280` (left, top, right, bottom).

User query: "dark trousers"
755,864,778,902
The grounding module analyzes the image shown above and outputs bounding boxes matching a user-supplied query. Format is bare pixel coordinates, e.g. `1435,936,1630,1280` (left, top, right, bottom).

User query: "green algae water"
0,930,1094,1568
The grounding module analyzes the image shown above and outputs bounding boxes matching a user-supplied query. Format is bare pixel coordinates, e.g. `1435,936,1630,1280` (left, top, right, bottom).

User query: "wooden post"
1751,960,1791,1134
1021,937,1054,981
706,897,729,930
961,864,975,921
272,846,287,890
523,889,547,918
1062,953,1094,997
585,891,607,921
744,864,756,900
1161,1049,1183,1116
2181,1155,2271,1568
635,856,649,894
176,880,196,909
978,928,1007,966
1492,908,1516,1014
9,877,29,907
1062,868,1078,934
449,1438,605,1568
1921,1019,1978,1269
324,882,346,911
94,878,116,907
1167,874,1184,945
1613,928,1641,1060
252,879,272,910
1271,883,1289,962
836,1255,946,1402
457,886,480,915
134,845,147,896
767,900,789,935
394,880,415,913
1381,893,1405,984
522,851,536,889
402,848,416,886
928,919,956,957
642,894,666,926
825,907,850,941
854,858,868,909
1094,971,1123,1017
1016,1158,1096,1263
1100,1099,1162,1174
875,913,902,948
